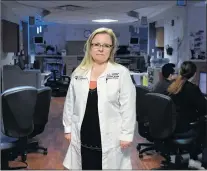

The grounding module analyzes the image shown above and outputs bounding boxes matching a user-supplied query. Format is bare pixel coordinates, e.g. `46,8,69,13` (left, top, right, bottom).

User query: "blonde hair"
167,75,187,95
167,61,197,95
73,27,118,75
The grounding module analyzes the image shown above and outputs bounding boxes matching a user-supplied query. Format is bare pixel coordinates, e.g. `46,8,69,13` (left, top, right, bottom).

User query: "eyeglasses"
91,43,113,49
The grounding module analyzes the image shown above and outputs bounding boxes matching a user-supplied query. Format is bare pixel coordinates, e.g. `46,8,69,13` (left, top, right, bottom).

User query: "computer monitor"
34,36,44,44
130,38,139,44
199,72,206,95
177,0,187,6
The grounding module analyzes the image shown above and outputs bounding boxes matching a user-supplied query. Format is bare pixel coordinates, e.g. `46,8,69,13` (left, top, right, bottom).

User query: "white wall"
43,24,66,50
35,23,132,54
65,24,131,45
155,19,164,28
151,4,206,64
163,6,187,64
164,13,185,64
148,5,187,64
1,3,20,66
186,5,206,57
35,23,131,54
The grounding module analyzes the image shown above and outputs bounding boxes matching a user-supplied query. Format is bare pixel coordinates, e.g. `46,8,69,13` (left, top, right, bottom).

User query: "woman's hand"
120,141,132,149
64,133,71,144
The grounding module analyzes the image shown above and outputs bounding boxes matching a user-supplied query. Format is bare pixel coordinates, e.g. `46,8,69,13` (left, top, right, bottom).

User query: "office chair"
201,98,207,168
45,69,70,96
1,86,37,169
146,93,203,169
1,133,18,169
135,85,155,158
27,87,52,155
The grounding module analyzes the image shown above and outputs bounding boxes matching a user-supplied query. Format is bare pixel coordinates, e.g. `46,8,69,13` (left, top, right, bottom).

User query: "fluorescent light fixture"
92,19,118,23
37,27,39,34
39,26,42,33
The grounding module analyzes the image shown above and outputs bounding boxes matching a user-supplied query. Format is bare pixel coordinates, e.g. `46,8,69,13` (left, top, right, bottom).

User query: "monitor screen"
34,36,44,44
199,72,206,95
130,38,139,44
177,0,187,6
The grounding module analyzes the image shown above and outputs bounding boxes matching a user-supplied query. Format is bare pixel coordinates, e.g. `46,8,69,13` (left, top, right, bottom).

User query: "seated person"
153,63,176,94
167,61,206,134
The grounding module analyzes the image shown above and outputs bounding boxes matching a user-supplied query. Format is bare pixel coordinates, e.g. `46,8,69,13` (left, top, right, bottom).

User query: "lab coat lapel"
85,68,92,83
79,66,92,83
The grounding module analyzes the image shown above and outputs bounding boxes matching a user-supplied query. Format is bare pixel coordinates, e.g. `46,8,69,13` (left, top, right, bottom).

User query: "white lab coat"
62,62,136,169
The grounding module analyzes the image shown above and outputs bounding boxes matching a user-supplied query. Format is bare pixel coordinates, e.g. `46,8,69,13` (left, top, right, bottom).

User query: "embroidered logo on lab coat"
74,76,87,80
106,73,120,80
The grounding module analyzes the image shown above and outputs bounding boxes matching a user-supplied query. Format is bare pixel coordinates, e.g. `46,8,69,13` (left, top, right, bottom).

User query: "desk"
130,72,148,86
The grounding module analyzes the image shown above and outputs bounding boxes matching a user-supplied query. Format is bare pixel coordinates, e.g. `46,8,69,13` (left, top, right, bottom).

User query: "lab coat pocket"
106,79,120,102
107,119,121,146
71,114,79,123
74,81,84,97
71,115,81,145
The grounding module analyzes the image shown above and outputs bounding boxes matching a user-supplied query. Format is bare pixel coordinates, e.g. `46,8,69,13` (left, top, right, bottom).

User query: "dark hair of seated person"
162,63,175,79
167,61,206,133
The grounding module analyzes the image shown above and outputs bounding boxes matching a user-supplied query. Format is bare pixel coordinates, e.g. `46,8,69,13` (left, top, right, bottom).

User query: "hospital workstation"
1,0,207,170
1,49,207,170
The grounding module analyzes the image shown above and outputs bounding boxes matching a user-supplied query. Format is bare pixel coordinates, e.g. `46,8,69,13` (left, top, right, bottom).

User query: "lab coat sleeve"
119,69,136,142
63,77,74,133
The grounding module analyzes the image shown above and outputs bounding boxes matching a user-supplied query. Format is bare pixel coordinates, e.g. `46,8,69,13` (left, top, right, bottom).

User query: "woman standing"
63,28,136,170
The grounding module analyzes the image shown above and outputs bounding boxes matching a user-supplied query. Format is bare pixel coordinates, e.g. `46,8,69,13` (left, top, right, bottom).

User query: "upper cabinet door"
155,27,164,48
2,19,19,53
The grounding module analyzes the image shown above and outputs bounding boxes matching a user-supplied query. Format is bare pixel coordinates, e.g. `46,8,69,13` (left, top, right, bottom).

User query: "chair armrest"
61,75,70,82
190,121,199,126
189,115,207,128
62,75,70,79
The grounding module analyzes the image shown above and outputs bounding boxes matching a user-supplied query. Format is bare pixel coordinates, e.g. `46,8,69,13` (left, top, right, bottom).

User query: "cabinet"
155,27,164,47
2,19,19,52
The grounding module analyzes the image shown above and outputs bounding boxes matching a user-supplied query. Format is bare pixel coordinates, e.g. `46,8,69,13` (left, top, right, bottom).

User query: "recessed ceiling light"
92,19,118,23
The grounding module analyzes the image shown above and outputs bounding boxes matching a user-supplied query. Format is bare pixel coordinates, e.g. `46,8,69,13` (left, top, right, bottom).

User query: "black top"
80,88,102,148
153,79,173,94
169,81,206,133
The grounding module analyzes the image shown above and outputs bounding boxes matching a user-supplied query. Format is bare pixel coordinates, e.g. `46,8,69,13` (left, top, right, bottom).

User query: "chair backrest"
1,86,37,138
32,87,51,134
136,85,151,122
146,93,177,139
51,69,61,81
205,97,207,145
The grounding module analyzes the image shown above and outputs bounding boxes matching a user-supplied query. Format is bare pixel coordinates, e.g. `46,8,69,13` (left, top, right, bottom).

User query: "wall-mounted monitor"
34,36,44,44
130,38,139,44
177,0,187,6
199,72,206,95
